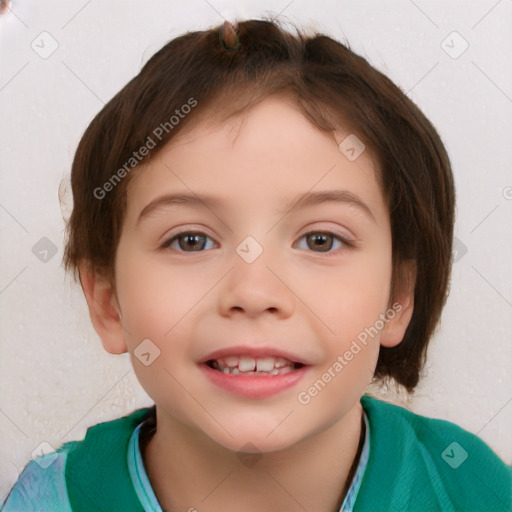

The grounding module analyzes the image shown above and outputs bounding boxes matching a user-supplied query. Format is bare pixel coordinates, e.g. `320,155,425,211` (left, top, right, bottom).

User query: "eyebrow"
137,189,376,224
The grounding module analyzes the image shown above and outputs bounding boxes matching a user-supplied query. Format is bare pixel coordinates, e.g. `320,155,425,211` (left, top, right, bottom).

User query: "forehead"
169,95,364,161
125,96,385,222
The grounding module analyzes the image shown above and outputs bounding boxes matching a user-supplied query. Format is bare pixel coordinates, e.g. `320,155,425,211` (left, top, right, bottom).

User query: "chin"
199,417,312,456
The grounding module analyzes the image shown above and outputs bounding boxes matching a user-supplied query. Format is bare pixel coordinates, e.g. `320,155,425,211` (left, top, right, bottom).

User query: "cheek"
300,248,393,338
114,249,197,404
114,246,206,338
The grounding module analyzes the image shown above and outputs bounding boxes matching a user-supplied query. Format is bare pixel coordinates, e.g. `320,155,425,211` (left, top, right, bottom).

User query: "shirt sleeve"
1,452,72,512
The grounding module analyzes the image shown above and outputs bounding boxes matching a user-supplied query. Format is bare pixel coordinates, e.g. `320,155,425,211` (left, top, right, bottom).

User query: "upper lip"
199,345,312,366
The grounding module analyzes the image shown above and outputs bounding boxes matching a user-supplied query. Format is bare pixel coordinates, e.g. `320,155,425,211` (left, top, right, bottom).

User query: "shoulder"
1,407,154,512
357,394,512,512
1,451,72,512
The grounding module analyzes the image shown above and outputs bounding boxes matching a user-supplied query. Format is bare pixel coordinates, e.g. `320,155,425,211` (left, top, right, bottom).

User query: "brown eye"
161,232,215,252
306,233,335,252
293,231,353,255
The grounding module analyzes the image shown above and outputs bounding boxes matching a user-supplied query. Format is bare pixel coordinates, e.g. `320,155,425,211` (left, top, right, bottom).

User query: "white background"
1,0,511,500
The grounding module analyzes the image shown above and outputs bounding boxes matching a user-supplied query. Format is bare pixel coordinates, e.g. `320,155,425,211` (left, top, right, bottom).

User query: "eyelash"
160,229,356,256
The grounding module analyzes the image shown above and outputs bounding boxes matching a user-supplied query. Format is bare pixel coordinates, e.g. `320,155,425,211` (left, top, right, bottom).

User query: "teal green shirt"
1,410,369,511
2,395,511,511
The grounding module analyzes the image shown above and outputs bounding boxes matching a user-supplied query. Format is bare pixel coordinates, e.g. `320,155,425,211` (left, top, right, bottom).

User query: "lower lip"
200,364,310,399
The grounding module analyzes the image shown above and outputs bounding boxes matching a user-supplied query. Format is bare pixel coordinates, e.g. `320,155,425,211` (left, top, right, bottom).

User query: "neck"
141,401,364,512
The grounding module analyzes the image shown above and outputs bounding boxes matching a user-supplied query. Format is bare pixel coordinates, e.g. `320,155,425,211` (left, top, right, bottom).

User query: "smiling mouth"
206,356,304,376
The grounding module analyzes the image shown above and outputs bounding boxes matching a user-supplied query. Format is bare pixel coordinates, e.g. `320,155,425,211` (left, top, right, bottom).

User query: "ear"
78,263,128,354
380,260,416,348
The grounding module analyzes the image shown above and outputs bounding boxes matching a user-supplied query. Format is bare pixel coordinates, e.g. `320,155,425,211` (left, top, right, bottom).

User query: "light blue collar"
127,411,370,511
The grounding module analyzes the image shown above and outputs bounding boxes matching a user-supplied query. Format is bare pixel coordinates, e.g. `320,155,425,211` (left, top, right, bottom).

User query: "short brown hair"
63,18,455,392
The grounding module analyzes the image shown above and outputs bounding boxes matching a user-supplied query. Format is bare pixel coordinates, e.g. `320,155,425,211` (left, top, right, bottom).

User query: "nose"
217,244,295,320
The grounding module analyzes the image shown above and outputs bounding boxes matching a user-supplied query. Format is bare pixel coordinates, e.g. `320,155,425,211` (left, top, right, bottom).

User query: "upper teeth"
212,356,294,374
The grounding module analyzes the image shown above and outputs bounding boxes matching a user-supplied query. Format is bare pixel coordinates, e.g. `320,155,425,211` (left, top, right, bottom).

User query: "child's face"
105,96,411,452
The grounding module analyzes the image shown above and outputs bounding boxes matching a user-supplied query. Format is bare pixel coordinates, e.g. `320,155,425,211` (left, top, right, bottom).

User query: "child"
2,17,511,512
